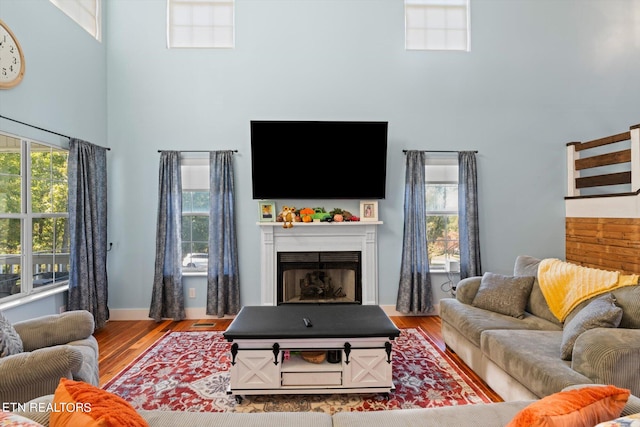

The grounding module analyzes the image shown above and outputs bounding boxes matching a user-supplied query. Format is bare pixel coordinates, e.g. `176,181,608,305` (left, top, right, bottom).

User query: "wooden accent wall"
566,217,640,275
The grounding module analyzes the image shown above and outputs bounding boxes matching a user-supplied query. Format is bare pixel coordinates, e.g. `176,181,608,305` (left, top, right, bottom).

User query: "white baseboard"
108,304,440,321
380,303,440,317
108,308,236,321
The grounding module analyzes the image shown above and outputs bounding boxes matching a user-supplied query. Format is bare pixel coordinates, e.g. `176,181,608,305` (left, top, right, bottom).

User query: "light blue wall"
0,0,107,320
2,0,640,318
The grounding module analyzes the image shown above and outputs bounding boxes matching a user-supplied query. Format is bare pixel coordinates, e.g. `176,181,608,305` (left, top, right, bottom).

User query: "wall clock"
0,19,25,89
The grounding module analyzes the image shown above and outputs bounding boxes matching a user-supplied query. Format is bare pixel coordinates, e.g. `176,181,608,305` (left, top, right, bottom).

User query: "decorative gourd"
300,207,315,222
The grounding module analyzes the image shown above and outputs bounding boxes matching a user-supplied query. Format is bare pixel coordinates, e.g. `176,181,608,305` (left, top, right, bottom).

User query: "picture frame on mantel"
360,201,378,221
259,200,276,222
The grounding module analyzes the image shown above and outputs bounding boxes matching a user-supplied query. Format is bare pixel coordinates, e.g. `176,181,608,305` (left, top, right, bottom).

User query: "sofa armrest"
13,310,94,351
0,345,83,404
571,328,640,397
455,276,482,305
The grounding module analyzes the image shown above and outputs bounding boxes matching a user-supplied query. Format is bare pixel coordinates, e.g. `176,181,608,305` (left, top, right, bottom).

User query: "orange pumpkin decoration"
300,207,315,222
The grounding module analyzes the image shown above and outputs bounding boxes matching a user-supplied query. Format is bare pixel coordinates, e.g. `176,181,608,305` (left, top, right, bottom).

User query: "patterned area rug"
103,328,491,414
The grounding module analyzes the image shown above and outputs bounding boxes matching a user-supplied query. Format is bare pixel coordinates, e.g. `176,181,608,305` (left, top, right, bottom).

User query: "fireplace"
277,251,362,304
259,222,381,306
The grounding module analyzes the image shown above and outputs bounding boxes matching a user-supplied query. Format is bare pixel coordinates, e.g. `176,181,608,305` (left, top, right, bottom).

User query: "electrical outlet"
189,288,196,298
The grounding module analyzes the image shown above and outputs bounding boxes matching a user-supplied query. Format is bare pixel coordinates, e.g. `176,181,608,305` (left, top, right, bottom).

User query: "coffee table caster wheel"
235,395,243,404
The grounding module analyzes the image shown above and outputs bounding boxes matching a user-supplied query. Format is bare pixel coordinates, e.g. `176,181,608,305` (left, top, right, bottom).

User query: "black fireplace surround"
277,251,362,305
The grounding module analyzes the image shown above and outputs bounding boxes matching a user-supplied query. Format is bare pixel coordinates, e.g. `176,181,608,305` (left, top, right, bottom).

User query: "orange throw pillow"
50,378,148,427
507,385,630,427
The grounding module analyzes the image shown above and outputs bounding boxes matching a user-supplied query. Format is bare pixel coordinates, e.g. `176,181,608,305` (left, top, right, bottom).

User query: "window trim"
181,156,210,276
425,156,460,272
0,131,70,306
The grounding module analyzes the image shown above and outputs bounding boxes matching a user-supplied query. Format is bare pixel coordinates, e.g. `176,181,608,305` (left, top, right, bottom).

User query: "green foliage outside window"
0,137,69,298
426,181,459,269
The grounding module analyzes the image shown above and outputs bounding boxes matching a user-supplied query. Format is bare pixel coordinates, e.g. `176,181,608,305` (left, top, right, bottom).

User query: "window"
181,158,209,273
0,132,69,303
49,0,102,41
425,157,459,272
405,0,469,51
168,0,235,48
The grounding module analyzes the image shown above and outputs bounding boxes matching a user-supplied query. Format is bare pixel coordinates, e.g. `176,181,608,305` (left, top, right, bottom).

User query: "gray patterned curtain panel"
67,138,109,330
149,151,185,321
207,151,240,317
458,151,481,279
396,150,433,314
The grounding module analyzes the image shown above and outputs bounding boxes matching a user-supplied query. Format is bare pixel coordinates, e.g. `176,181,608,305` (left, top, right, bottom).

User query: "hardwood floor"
94,315,503,403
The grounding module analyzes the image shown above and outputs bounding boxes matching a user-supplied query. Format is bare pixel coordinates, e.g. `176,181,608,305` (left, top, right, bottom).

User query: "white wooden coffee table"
223,305,400,400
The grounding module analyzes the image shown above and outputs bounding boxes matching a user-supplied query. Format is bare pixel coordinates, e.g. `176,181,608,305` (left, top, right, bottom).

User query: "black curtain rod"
402,149,478,154
0,114,111,150
157,149,238,153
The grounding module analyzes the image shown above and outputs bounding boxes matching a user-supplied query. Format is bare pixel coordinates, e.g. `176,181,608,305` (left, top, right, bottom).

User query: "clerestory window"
168,0,235,48
49,0,101,41
405,0,469,51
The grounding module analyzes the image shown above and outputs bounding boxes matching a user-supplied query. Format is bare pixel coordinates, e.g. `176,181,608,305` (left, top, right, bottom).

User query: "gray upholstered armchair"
0,310,99,404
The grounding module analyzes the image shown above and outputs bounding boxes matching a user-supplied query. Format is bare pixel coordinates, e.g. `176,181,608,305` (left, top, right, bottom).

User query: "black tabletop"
223,305,400,340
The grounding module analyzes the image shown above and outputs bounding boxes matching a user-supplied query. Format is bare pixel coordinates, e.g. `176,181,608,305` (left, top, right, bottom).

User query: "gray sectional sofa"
440,255,640,401
14,390,640,427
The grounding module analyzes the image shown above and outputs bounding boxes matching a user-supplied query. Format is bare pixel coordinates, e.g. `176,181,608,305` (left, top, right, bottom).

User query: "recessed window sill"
0,282,69,311
183,271,206,277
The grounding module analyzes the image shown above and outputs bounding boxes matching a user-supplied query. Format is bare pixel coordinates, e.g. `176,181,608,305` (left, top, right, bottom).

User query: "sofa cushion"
514,255,564,326
0,311,23,358
611,286,640,329
139,411,334,427
506,385,630,427
332,401,532,427
440,298,561,348
481,329,592,398
472,272,535,319
50,378,148,427
561,293,622,360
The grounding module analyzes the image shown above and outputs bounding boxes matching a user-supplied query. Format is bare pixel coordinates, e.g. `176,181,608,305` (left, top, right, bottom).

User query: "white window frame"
167,0,235,49
181,157,210,275
0,131,70,307
425,157,460,272
405,0,470,51
49,0,102,41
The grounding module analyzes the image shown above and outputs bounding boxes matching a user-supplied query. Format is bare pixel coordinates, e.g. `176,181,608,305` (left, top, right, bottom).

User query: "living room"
3,0,638,323
1,0,640,424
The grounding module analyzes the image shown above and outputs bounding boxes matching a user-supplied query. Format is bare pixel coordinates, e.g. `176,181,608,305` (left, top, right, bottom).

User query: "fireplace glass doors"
277,251,362,305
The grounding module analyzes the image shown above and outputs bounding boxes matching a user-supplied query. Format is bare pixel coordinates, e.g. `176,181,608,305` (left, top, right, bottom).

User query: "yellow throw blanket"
537,258,639,322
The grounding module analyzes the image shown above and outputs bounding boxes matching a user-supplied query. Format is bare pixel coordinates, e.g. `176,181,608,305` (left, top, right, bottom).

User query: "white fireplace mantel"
259,221,382,306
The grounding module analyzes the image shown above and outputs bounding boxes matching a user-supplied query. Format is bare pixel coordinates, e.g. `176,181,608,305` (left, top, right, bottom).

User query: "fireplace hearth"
277,251,362,305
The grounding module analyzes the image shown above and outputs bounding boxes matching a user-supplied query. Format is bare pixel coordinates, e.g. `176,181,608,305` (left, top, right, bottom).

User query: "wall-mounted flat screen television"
250,120,388,199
